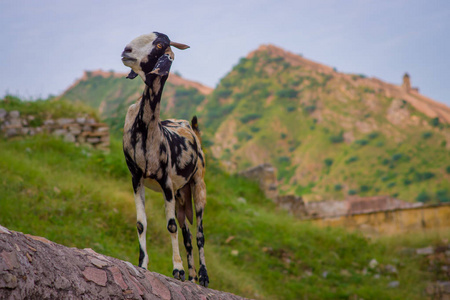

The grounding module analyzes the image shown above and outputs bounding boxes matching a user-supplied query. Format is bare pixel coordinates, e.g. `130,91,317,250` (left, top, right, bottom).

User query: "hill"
60,47,450,203
202,45,450,202
60,70,212,133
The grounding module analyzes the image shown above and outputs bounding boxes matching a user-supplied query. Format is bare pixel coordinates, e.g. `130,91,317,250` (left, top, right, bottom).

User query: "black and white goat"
121,32,209,287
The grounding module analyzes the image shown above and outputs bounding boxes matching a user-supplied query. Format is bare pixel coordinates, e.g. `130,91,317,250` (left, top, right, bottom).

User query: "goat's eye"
156,44,162,49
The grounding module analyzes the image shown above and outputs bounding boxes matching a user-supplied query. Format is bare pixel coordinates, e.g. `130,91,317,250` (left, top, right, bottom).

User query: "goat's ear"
150,53,173,76
170,41,190,50
126,70,138,79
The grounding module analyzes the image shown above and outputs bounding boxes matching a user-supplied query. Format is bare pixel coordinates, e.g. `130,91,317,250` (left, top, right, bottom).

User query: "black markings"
198,152,205,167
139,245,145,267
182,227,193,253
197,234,205,248
161,187,173,202
198,265,209,287
136,221,144,235
172,269,185,281
167,218,177,233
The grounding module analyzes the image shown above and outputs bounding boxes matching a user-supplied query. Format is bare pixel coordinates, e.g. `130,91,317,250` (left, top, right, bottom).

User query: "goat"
121,32,209,287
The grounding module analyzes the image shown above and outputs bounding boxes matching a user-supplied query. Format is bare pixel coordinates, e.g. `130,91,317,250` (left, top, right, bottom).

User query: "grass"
0,134,446,299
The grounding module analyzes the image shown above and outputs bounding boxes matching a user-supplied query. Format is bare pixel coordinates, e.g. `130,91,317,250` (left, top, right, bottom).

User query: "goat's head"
121,32,189,85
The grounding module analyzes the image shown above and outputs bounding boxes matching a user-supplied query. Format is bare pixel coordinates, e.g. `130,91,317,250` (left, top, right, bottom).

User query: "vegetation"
0,134,447,299
58,46,450,202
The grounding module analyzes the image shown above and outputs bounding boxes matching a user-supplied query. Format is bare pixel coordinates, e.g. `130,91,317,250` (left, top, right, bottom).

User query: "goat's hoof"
198,266,209,287
188,275,198,283
173,269,185,281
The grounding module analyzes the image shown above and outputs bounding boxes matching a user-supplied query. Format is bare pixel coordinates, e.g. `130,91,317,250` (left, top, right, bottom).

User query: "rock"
43,119,55,126
237,197,247,204
369,258,378,269
96,126,109,133
416,246,434,255
68,124,82,135
52,129,68,136
76,117,86,124
384,264,398,274
0,109,7,120
82,267,107,286
5,128,18,137
86,137,100,144
64,133,76,143
231,250,239,256
388,281,399,288
0,273,18,289
8,110,20,118
322,271,328,278
56,118,74,126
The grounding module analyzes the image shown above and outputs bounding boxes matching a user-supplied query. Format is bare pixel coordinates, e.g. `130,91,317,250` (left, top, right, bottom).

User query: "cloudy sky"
1,1,449,105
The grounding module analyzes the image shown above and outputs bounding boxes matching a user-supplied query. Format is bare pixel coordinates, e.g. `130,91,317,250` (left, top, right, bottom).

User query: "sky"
1,0,449,106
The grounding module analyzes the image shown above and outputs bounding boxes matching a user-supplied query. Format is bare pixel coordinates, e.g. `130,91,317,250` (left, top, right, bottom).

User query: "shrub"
367,132,379,139
348,189,357,195
216,88,233,99
329,132,344,144
416,191,430,203
436,189,450,203
430,117,440,127
240,113,262,123
286,106,296,112
446,166,450,174
280,133,287,139
422,132,433,139
360,185,370,193
278,156,291,164
276,88,298,99
403,178,412,186
236,131,252,142
355,139,369,146
391,153,403,161
324,158,334,167
414,172,435,182
345,156,358,164
303,105,316,114
334,184,343,191
387,182,396,188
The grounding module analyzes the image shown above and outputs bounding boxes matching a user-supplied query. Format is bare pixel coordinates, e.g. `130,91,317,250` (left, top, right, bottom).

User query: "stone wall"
238,163,278,201
0,109,109,151
308,202,450,237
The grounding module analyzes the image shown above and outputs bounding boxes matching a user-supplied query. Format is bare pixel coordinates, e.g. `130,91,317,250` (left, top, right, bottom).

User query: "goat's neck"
138,74,167,130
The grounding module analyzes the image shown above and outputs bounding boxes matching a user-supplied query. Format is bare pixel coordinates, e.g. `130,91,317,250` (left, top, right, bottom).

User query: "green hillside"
60,47,450,204
202,46,450,202
0,110,447,299
60,70,208,133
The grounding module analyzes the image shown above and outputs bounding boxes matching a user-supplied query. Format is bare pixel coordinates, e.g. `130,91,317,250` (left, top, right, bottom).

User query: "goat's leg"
181,220,197,282
133,177,149,269
176,186,197,282
162,181,185,281
192,173,209,287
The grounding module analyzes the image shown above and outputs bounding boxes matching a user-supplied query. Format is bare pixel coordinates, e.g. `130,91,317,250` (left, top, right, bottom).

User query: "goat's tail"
191,116,202,144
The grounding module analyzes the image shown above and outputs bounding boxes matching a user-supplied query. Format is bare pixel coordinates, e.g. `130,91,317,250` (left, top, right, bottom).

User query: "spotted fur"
121,32,209,287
